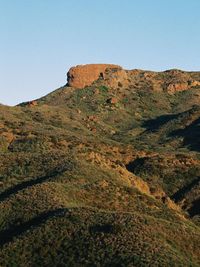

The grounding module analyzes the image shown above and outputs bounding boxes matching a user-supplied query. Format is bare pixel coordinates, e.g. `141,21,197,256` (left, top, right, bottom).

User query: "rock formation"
67,64,121,88
67,64,200,94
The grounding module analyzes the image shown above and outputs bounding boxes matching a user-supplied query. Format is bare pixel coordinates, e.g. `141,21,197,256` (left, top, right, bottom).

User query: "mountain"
0,64,200,266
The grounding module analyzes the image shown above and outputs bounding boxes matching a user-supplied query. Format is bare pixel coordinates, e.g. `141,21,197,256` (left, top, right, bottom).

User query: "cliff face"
67,64,121,88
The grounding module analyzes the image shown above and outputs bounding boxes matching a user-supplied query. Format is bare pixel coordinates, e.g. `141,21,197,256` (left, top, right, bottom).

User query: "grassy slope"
0,79,200,266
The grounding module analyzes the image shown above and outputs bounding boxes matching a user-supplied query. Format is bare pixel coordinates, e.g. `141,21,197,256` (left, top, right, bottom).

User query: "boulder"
107,97,118,104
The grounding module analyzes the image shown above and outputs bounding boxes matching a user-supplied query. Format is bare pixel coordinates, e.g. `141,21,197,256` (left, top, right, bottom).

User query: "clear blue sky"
1,0,200,105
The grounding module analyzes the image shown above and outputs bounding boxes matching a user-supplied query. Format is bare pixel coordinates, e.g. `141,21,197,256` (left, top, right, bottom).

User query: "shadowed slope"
0,209,67,247
0,162,72,202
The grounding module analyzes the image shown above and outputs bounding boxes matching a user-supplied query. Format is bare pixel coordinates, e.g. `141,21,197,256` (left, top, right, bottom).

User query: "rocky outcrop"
107,97,118,104
103,68,130,89
190,80,200,87
67,64,121,88
66,64,200,94
166,82,189,93
28,100,38,107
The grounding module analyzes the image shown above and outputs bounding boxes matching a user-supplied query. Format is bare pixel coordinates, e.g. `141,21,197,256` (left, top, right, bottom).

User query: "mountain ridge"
0,64,200,266
66,63,200,93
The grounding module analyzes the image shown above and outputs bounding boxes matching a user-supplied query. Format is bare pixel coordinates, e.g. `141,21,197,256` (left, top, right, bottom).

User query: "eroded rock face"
66,64,200,94
167,82,189,93
191,81,200,87
67,64,121,88
103,68,130,89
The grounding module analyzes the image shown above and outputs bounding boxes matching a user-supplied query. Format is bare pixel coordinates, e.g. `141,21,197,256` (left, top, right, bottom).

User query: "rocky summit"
67,64,200,94
0,64,200,267
67,64,121,88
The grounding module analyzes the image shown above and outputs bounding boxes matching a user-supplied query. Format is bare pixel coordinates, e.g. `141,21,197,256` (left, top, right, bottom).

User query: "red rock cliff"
67,64,121,88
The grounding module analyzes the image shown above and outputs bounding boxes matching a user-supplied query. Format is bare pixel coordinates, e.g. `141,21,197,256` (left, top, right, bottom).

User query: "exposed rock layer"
67,64,121,88
67,64,200,94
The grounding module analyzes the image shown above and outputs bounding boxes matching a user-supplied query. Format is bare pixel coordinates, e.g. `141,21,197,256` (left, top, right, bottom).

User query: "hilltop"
0,64,200,266
67,64,200,92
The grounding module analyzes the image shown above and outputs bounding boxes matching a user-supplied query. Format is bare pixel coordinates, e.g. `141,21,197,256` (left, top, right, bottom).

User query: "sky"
0,0,200,106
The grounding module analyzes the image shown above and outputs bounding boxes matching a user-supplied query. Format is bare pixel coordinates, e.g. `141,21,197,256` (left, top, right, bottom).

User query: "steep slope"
0,64,200,266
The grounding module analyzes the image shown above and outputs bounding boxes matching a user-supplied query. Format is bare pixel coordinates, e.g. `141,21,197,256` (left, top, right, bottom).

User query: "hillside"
0,64,200,266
